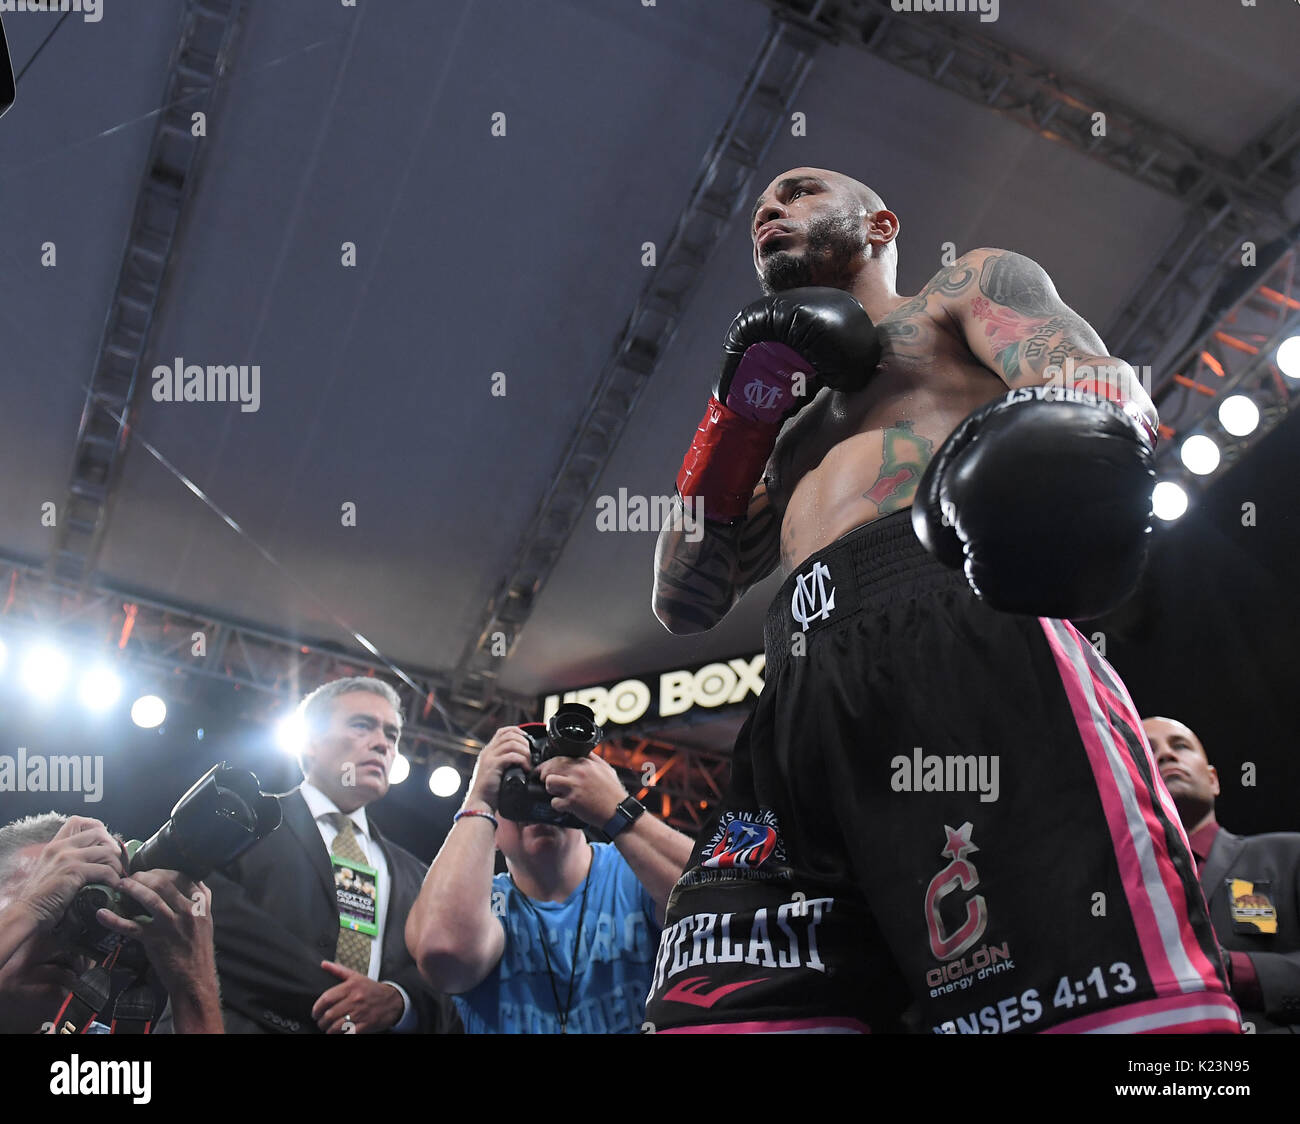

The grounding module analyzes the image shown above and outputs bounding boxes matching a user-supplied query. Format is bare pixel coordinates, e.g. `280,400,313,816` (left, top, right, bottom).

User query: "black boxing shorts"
644,510,1240,1034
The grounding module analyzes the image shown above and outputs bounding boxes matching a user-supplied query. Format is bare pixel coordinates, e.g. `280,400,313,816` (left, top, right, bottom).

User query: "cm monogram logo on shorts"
791,561,836,631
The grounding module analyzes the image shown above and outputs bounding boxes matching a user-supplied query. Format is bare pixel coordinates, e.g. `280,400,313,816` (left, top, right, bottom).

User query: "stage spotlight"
1180,434,1221,476
21,644,69,701
389,753,410,785
275,712,307,755
131,694,167,729
429,764,461,798
1276,335,1300,380
1153,480,1189,522
1218,395,1260,437
78,667,122,712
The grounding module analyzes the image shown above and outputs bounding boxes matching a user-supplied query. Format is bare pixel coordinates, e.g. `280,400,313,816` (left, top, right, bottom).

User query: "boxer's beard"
759,210,867,295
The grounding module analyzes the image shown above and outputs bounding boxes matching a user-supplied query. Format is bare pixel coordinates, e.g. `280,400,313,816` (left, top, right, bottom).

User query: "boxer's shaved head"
841,173,888,216
751,167,898,295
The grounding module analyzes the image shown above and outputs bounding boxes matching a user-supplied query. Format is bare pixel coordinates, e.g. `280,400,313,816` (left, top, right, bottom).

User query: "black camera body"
62,762,282,955
497,704,604,828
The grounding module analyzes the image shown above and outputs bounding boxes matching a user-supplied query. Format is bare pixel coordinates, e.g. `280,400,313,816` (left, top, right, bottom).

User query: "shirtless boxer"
643,167,1239,1034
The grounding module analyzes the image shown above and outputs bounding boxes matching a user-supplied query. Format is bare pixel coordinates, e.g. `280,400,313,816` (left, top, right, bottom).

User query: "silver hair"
296,676,403,774
0,812,69,894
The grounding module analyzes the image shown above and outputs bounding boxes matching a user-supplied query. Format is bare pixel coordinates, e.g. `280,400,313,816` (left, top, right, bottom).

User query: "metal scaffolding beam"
48,0,246,586
1,553,535,763
1,553,729,831
450,16,822,707
1104,100,1300,382
763,0,1292,211
759,1,1300,390
598,733,732,835
1148,247,1299,493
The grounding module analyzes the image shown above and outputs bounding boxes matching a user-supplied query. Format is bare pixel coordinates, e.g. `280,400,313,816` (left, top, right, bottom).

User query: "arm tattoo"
1022,316,1072,363
978,252,1057,316
862,420,933,514
653,488,778,630
928,260,977,299
889,261,978,322
654,527,738,631
970,252,1108,386
879,261,978,355
970,298,1024,351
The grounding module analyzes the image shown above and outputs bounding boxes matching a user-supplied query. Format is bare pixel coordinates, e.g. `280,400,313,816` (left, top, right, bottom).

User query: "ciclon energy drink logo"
923,822,1015,996
701,810,784,870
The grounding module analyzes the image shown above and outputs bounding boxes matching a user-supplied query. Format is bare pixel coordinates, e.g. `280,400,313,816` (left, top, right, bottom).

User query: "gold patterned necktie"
330,813,374,975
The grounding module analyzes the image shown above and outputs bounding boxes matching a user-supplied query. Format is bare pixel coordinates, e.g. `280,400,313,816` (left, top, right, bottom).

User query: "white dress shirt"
299,781,415,1031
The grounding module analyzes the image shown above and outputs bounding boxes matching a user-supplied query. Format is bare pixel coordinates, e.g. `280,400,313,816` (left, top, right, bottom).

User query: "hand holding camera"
95,871,216,1002
11,817,125,933
22,763,280,1034
465,727,536,814
497,704,605,828
537,754,629,830
465,705,612,828
64,762,281,955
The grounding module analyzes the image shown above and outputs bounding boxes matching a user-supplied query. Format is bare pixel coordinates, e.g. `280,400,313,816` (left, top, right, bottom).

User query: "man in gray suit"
208,677,460,1033
1145,715,1300,1033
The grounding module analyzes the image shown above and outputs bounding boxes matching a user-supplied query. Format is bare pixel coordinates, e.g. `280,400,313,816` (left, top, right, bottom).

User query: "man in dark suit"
208,677,460,1033
1144,715,1300,1033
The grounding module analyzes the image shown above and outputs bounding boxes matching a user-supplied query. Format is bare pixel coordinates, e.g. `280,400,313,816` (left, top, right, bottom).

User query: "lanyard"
513,845,593,1034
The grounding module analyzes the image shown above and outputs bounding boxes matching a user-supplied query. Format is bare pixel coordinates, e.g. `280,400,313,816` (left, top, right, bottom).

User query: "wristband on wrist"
453,808,498,830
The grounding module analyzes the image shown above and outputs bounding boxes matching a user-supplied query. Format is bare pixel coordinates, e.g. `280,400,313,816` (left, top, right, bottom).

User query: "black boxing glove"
677,287,881,522
912,385,1156,619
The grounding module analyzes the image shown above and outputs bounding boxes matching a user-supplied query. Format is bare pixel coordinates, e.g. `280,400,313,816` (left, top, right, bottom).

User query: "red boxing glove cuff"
676,397,782,523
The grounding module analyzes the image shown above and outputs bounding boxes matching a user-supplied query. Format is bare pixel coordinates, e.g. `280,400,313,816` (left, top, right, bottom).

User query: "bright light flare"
1152,481,1189,522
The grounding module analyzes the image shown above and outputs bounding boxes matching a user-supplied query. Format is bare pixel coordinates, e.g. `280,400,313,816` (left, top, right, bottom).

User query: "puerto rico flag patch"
701,811,784,870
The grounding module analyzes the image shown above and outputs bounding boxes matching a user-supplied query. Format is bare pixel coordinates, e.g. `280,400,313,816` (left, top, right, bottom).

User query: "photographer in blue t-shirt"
406,723,694,1033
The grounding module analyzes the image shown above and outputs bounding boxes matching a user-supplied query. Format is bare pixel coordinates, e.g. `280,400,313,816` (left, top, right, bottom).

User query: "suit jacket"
207,788,460,1033
1199,826,1300,1033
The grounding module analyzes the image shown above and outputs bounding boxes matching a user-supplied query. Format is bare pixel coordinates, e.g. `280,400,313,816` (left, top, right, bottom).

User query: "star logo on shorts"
940,822,978,862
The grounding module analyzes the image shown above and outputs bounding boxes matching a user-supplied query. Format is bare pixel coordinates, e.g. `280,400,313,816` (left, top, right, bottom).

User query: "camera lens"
546,703,602,757
73,883,116,923
554,715,591,739
214,787,256,827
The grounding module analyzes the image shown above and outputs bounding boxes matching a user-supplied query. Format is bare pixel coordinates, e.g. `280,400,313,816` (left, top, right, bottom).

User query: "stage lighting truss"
1151,247,1300,495
596,733,733,835
0,557,530,753
0,560,735,831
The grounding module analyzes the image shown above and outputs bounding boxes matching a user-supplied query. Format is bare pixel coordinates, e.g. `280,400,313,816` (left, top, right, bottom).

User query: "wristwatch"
603,795,646,839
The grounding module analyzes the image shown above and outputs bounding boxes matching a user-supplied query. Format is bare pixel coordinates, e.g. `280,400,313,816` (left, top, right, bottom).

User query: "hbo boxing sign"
541,654,766,727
